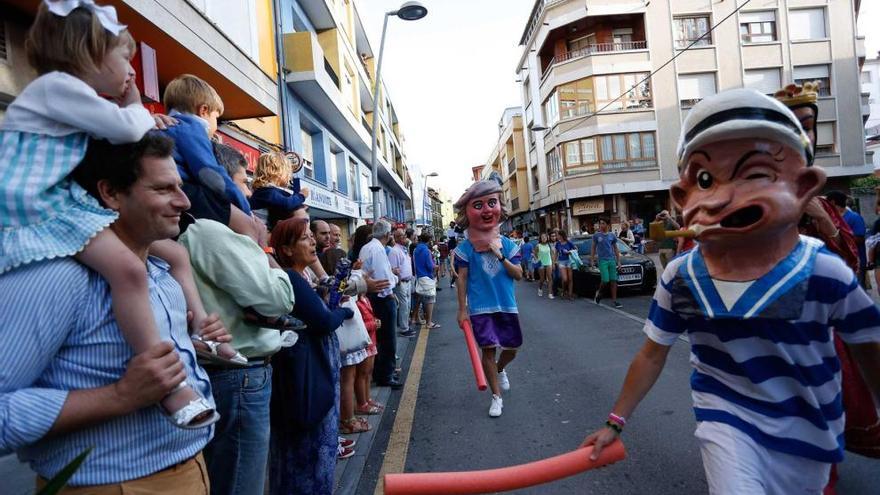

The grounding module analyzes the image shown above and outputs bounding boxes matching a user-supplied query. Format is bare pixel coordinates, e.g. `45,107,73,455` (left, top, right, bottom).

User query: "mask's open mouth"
720,205,764,229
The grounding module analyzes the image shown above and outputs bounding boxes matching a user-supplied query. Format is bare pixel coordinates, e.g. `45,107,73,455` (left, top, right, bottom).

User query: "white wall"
188,0,260,61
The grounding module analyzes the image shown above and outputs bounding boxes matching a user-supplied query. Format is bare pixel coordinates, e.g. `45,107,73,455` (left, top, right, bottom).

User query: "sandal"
339,417,371,434
355,403,382,415
163,382,220,429
191,335,248,367
368,399,385,410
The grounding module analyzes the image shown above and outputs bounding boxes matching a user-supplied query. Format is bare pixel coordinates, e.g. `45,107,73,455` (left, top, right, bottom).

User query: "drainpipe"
272,0,290,151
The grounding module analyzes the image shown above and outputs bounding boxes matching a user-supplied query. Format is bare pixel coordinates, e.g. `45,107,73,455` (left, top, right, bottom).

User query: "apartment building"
0,0,282,163
517,0,872,234
481,107,532,233
864,55,880,170
279,0,413,235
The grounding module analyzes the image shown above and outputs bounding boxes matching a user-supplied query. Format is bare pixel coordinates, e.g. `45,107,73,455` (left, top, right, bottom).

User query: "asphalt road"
390,278,880,495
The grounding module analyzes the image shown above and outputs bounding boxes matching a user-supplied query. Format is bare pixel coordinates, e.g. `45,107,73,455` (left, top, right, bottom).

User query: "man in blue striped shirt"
0,133,217,492
583,90,880,494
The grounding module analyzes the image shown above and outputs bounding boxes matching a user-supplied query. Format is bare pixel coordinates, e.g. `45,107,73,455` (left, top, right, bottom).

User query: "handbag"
415,276,436,297
336,296,371,354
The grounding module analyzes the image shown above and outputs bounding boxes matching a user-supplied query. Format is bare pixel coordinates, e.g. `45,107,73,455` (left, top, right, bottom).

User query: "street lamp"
370,1,428,223
530,124,574,236
421,171,438,228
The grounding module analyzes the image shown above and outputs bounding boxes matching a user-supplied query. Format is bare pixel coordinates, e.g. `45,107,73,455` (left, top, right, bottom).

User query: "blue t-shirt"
593,232,617,260
843,209,867,266
555,241,575,261
453,236,521,315
520,242,534,262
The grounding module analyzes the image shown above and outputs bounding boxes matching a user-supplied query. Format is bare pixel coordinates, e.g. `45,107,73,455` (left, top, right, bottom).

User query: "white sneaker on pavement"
549,292,555,300
498,370,510,391
538,288,543,297
489,394,503,417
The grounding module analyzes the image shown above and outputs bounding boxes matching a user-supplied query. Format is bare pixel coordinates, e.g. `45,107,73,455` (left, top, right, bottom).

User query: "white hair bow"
45,0,127,36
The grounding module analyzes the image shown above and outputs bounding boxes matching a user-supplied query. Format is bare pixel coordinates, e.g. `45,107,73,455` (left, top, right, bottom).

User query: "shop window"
793,65,831,96
674,15,712,49
739,11,776,43
678,72,717,108
300,127,314,179
789,8,826,40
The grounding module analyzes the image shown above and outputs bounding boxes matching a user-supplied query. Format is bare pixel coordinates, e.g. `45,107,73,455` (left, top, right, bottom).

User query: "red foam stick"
384,441,625,495
459,320,488,391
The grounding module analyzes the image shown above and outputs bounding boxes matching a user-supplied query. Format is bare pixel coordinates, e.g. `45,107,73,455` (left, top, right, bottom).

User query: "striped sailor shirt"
0,258,214,485
645,236,880,463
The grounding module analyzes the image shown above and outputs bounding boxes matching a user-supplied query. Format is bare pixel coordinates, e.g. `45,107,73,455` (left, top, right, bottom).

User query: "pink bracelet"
608,413,626,427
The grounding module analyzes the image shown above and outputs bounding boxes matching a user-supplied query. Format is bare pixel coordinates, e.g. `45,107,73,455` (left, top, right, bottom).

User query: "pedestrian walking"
413,232,440,329
590,218,622,308
654,210,680,267
389,228,416,338
555,231,576,299
453,178,523,418
520,236,534,281
582,89,880,494
536,232,554,298
618,221,635,249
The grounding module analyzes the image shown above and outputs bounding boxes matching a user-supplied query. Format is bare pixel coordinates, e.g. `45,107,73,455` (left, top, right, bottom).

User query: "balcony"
507,157,517,176
538,13,648,80
511,197,520,211
546,41,647,73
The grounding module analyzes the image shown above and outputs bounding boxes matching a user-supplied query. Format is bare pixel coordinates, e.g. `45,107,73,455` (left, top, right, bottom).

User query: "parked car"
569,235,657,297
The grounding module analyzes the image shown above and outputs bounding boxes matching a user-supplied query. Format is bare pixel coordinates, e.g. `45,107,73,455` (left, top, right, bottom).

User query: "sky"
359,0,880,202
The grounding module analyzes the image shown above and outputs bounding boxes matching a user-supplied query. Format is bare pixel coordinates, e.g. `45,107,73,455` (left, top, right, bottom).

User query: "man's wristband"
498,255,506,263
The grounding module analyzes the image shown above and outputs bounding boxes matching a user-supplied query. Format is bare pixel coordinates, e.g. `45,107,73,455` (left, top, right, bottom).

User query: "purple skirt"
470,312,522,349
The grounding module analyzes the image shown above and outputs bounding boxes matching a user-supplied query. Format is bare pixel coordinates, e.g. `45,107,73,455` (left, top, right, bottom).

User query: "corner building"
517,0,871,233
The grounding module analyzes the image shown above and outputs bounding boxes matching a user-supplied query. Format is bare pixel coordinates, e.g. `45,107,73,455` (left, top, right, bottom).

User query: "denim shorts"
558,260,571,268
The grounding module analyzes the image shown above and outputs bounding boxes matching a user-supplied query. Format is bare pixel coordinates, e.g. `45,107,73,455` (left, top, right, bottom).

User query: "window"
546,147,561,181
674,15,712,49
360,171,372,203
531,164,539,192
595,132,657,171
348,160,357,199
300,127,314,179
678,72,717,107
543,91,559,125
565,141,580,166
789,8,826,40
581,138,597,164
793,65,831,96
816,122,835,154
612,28,633,45
342,63,356,112
594,73,651,111
743,68,781,95
523,77,531,106
863,71,873,84
567,33,596,54
739,11,777,43
558,77,594,118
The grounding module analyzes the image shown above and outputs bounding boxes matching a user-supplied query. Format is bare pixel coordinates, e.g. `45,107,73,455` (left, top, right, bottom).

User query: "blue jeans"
204,364,272,495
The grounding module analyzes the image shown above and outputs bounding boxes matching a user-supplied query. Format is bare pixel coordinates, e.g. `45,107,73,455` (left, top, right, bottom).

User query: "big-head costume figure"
582,89,880,494
453,176,524,418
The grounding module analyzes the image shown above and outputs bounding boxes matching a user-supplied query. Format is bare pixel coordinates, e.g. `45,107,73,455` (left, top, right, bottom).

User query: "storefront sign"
216,130,260,173
572,198,605,216
306,184,360,218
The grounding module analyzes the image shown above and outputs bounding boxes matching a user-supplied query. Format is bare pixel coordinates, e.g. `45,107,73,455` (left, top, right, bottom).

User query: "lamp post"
530,124,574,235
421,171,438,229
370,1,428,223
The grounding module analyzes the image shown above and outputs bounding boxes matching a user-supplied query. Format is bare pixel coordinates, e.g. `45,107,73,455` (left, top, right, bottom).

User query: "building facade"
517,0,872,234
481,107,532,234
278,0,412,236
862,55,880,171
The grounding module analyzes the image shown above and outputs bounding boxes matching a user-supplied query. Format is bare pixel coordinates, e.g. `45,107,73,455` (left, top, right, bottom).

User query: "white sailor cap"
676,88,814,167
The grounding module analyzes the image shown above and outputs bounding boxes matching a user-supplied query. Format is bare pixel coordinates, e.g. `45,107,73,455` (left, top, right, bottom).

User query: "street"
360,275,880,494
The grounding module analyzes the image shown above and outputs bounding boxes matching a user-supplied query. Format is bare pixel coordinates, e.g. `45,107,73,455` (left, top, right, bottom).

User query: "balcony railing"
507,157,516,175
544,41,648,77
511,197,520,211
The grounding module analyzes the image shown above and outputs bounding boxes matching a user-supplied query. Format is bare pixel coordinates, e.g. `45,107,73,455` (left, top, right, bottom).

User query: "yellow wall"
230,0,281,147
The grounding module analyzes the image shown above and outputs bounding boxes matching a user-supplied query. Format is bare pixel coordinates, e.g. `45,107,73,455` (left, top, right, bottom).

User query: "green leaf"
37,447,92,495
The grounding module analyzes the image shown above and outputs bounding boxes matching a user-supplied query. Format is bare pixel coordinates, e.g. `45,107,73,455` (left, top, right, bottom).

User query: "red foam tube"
459,320,488,391
384,441,625,495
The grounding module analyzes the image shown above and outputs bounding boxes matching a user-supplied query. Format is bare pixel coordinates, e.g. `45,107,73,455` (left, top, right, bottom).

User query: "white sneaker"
538,288,543,297
498,370,510,391
489,394,503,417
549,292,555,300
